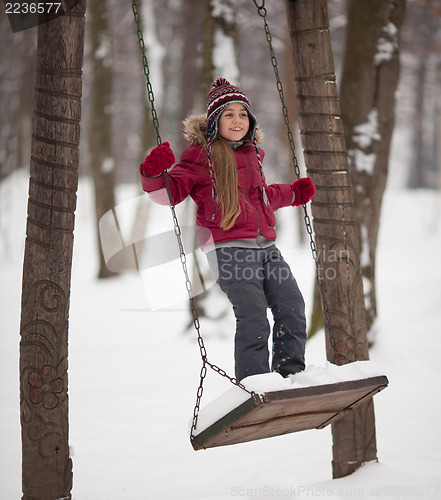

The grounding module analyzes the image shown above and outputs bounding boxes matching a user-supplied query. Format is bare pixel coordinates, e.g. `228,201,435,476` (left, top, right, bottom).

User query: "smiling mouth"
231,128,243,131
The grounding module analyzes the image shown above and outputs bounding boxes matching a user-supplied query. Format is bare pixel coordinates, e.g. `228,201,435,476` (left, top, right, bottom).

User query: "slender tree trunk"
284,0,377,479
19,2,86,498
89,0,117,278
437,63,441,189
409,57,426,189
308,279,323,338
340,0,406,334
15,30,37,171
201,0,215,99
201,0,239,95
0,25,36,180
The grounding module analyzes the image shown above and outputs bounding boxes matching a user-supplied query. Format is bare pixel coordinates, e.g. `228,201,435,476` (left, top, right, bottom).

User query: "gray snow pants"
207,245,306,381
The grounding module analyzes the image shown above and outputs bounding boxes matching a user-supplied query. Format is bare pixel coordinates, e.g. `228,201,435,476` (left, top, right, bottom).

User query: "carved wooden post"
19,2,86,498
284,0,378,478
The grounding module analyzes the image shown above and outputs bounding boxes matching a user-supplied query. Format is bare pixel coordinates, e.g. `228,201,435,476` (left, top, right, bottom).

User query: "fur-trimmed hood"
182,114,264,147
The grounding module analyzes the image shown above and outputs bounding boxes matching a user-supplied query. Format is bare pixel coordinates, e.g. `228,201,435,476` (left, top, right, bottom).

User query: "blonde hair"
209,136,242,231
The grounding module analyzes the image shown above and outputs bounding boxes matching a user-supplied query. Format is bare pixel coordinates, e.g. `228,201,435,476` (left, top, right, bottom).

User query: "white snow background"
1,132,441,499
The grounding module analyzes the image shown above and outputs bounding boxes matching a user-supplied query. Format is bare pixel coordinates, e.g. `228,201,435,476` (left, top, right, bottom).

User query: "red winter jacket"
139,115,295,248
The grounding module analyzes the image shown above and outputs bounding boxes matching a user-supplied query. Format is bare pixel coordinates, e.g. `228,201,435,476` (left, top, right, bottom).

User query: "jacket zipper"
240,151,261,234
211,204,218,221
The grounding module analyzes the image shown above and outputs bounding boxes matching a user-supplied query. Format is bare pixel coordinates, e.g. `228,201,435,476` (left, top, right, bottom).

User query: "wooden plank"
191,376,388,450
317,380,388,429
191,396,262,451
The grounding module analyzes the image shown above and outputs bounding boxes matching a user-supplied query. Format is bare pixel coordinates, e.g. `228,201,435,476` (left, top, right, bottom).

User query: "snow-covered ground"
1,162,441,498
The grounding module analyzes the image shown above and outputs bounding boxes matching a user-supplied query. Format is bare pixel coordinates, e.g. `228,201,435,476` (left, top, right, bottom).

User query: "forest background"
1,0,440,221
1,0,440,330
0,0,441,497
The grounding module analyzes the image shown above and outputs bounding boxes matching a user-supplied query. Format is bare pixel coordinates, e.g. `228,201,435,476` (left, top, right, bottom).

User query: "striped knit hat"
206,77,258,143
205,77,270,204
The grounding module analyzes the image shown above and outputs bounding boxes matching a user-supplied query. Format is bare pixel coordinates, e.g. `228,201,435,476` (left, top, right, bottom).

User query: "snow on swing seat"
191,361,388,451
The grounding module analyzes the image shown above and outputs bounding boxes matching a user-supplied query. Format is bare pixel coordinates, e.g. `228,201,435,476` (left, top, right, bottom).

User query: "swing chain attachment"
254,2,346,363
253,0,267,17
132,0,162,147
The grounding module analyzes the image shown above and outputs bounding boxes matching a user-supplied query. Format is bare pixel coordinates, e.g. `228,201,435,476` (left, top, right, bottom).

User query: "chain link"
132,0,161,146
254,2,345,362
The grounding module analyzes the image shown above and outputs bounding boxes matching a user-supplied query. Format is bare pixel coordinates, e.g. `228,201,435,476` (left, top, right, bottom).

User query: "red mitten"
292,177,316,207
141,142,175,177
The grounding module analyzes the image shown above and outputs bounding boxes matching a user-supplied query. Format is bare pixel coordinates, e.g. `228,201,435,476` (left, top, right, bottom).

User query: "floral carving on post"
28,366,64,410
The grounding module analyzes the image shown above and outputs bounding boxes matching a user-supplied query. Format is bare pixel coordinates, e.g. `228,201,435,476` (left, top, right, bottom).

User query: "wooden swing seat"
191,375,388,451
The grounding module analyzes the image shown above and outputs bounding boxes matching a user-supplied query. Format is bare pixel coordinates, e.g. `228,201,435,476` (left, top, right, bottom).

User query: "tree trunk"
0,25,36,180
201,0,239,95
409,57,426,189
308,279,323,338
19,2,86,498
177,0,204,153
89,0,117,278
17,30,37,171
201,0,215,101
432,11,441,189
284,0,377,479
340,0,406,334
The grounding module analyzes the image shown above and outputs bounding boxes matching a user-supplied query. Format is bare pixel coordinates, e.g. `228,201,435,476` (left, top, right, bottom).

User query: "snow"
350,149,377,175
375,23,399,66
101,156,115,174
349,109,380,176
2,164,441,497
360,223,370,268
352,109,380,150
212,0,236,25
94,34,112,65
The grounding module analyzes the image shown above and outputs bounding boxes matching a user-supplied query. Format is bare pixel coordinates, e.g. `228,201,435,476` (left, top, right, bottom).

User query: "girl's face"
218,102,250,142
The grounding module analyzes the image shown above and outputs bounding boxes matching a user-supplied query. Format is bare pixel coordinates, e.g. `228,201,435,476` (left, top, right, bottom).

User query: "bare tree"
0,23,36,181
284,0,377,479
19,1,86,498
88,0,117,278
340,0,406,335
404,0,441,188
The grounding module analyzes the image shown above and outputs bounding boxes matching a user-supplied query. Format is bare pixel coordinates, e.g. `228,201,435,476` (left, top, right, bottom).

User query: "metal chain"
254,0,345,362
253,0,301,180
132,0,259,443
132,0,161,146
163,174,260,442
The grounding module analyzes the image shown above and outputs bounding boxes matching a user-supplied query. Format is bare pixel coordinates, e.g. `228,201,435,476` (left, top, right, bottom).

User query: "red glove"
141,142,175,177
292,177,316,206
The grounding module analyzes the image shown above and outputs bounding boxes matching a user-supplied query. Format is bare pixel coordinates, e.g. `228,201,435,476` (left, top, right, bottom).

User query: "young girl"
140,77,315,382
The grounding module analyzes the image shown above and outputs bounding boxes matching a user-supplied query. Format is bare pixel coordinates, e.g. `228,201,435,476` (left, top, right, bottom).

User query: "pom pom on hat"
210,77,229,88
